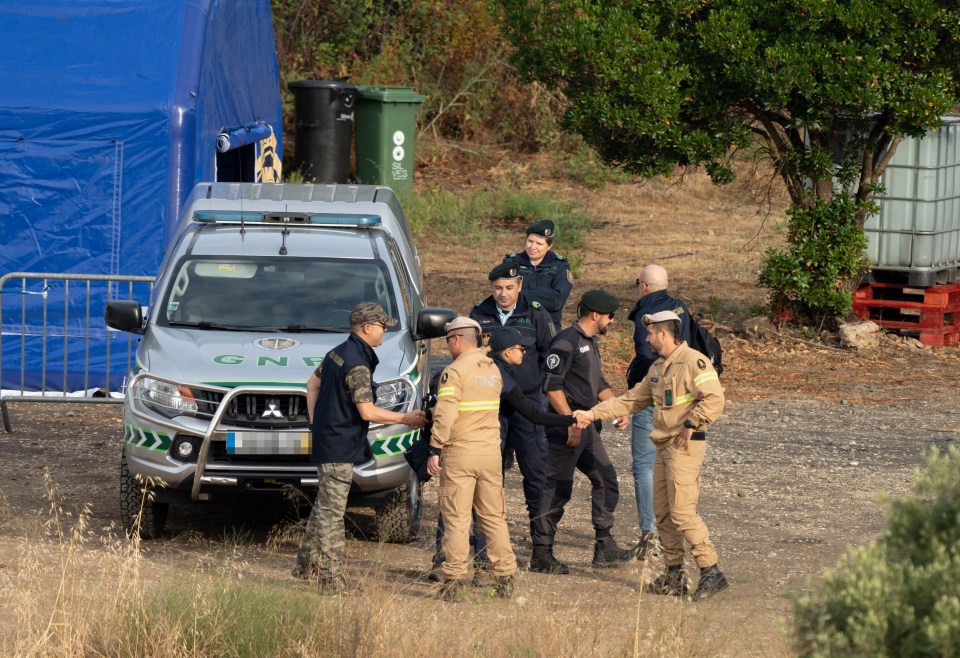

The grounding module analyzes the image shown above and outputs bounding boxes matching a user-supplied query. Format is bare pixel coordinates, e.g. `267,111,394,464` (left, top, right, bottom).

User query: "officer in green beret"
503,219,573,331
531,289,635,573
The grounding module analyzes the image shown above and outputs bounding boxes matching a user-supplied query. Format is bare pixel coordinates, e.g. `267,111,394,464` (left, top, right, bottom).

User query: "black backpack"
688,314,724,376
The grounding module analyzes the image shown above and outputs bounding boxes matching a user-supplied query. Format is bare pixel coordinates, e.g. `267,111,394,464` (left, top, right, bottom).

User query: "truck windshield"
159,257,399,331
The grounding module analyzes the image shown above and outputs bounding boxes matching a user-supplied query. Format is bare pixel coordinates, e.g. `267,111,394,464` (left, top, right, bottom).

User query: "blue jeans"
631,406,656,533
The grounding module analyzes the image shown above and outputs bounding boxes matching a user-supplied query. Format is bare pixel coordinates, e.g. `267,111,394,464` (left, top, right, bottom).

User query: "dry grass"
0,474,777,658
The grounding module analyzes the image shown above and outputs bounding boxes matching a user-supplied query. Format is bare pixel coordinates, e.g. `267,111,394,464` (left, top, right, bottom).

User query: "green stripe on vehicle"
371,429,419,457
124,423,172,453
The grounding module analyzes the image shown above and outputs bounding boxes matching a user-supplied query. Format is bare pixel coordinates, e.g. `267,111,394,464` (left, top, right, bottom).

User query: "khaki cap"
444,316,482,336
642,310,681,325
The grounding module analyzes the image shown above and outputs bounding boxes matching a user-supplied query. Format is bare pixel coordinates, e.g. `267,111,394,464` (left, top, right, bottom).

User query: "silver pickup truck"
104,182,453,540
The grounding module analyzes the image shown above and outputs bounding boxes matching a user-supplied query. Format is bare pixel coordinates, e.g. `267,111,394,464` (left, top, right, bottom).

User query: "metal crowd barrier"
0,272,155,432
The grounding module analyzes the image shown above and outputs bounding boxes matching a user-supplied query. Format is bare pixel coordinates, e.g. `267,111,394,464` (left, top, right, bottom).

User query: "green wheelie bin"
354,86,426,192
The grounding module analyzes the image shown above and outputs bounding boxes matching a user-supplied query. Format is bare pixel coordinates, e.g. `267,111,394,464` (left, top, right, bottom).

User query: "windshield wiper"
282,324,342,333
168,320,254,332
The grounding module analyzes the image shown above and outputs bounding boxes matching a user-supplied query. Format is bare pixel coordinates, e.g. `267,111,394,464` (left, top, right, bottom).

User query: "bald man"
622,265,692,556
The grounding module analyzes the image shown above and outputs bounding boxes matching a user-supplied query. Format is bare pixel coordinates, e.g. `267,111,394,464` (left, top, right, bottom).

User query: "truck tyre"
120,449,169,539
374,473,422,543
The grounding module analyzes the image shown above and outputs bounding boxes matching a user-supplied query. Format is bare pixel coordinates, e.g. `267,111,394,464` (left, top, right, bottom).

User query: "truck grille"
197,391,309,429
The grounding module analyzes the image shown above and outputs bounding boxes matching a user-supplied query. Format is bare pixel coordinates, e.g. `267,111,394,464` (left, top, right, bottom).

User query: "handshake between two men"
571,409,696,449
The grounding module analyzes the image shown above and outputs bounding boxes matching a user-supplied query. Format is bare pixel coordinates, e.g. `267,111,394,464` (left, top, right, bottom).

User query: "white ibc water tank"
865,116,960,285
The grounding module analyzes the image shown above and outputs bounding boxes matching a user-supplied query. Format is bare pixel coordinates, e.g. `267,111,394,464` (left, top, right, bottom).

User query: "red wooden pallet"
852,280,960,346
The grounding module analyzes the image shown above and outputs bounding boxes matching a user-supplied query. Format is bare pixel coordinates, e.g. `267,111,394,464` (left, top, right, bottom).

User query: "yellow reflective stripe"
458,400,500,411
694,372,718,385
437,387,456,397
674,393,696,406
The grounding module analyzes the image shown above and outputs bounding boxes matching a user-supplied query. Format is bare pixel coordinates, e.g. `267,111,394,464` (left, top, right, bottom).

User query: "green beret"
579,289,619,314
489,262,521,281
526,219,555,238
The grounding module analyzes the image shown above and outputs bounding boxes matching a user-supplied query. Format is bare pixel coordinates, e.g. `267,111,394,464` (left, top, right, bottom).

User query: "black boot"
592,536,635,568
692,564,729,601
529,545,569,574
649,565,688,596
494,575,515,599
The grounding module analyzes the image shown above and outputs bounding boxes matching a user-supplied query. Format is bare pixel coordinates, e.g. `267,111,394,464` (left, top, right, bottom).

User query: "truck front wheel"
120,449,169,539
374,472,422,543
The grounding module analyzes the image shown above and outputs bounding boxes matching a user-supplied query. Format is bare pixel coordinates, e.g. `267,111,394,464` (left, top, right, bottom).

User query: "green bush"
758,195,869,326
793,447,960,657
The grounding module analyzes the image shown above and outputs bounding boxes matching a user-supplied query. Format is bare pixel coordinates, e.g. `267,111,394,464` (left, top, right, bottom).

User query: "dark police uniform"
534,321,622,548
294,331,378,584
502,249,573,329
471,292,555,539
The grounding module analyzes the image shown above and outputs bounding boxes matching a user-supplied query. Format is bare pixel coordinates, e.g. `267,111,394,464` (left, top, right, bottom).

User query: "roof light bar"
193,211,382,226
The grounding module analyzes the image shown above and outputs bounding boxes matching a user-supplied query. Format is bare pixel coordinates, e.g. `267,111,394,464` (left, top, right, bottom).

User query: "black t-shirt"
543,322,610,412
310,332,379,464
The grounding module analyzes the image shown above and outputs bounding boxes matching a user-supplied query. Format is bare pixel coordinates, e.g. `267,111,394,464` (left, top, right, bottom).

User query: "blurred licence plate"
226,431,311,455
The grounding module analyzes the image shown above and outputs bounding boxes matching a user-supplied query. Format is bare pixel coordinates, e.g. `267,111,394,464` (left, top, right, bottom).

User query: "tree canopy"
501,0,960,205
500,0,960,321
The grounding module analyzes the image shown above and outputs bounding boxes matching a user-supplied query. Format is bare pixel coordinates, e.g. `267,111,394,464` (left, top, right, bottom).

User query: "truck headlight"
133,377,199,418
375,378,416,414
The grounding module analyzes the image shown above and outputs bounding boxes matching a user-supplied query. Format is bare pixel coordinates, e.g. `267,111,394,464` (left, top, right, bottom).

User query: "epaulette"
556,255,567,261
506,252,517,258
475,300,482,307
531,301,542,309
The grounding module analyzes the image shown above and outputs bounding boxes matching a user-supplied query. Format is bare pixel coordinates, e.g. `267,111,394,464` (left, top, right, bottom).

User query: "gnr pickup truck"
104,182,453,540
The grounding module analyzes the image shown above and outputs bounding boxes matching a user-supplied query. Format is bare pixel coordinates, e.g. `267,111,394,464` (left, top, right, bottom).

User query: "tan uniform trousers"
439,451,518,580
653,439,718,569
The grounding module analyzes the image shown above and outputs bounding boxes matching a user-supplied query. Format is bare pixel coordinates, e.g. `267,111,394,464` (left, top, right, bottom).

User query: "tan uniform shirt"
430,347,503,457
591,342,724,444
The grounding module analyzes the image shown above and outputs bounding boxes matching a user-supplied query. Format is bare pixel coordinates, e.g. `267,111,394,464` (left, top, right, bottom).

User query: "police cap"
488,262,521,281
526,219,555,238
489,326,535,353
350,302,398,327
579,289,619,315
642,310,681,326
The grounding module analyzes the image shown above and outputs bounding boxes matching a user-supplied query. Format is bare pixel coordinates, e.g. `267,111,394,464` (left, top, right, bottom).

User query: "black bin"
288,79,358,183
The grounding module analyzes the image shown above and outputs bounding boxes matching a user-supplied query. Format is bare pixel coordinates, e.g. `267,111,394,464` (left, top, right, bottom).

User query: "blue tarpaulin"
0,0,283,392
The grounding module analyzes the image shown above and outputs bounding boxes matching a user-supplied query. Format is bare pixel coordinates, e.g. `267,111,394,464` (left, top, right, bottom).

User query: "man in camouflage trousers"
294,302,426,594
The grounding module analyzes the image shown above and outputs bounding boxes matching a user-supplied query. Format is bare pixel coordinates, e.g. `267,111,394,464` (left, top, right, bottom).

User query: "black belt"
690,432,706,441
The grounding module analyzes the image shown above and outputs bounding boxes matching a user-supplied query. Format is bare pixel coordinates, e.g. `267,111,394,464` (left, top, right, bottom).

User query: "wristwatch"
683,419,696,430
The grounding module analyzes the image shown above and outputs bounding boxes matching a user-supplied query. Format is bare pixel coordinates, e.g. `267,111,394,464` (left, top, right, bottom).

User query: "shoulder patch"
440,372,449,384
675,307,686,316
506,252,517,258
697,359,707,370
531,301,541,308
546,354,561,370
566,270,573,284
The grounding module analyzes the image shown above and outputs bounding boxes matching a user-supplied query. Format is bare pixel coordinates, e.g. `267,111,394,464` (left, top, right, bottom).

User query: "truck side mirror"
105,300,145,334
413,307,457,340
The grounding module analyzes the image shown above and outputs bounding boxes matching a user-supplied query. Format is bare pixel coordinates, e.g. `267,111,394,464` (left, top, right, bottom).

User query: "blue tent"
0,0,283,392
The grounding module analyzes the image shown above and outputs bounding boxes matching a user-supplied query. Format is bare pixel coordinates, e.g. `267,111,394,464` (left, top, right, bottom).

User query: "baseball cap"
579,289,620,314
489,326,535,352
444,316,482,336
350,302,398,327
526,219,555,237
642,310,681,326
488,263,521,281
